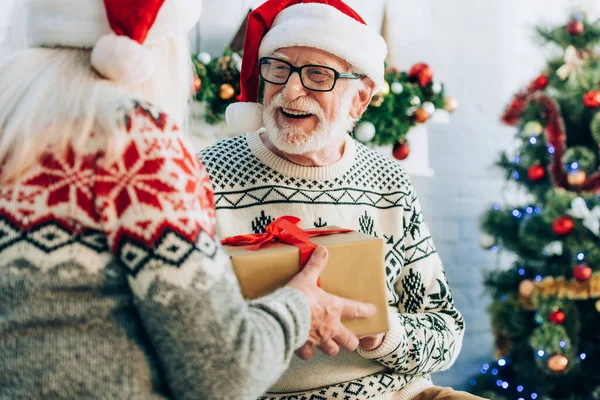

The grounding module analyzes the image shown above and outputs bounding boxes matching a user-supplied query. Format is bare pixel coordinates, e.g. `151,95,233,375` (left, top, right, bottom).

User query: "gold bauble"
414,108,430,124
547,354,569,373
519,280,536,298
379,81,391,96
444,96,459,113
596,299,600,312
370,94,385,107
567,170,587,186
219,83,235,100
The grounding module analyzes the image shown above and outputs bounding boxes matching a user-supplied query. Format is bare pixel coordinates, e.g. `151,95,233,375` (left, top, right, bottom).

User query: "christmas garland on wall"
191,50,457,154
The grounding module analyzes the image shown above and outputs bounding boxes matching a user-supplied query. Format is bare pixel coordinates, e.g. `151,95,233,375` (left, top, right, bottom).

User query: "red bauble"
193,76,202,93
408,63,433,87
552,216,575,236
566,19,584,35
549,310,566,324
527,165,546,181
531,75,549,91
573,264,593,282
393,140,410,160
583,90,600,108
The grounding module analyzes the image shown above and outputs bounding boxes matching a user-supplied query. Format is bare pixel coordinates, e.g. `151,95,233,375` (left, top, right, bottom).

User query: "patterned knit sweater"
200,131,466,400
0,103,311,400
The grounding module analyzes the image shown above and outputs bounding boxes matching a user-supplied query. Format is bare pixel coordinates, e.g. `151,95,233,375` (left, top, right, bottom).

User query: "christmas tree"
468,12,600,400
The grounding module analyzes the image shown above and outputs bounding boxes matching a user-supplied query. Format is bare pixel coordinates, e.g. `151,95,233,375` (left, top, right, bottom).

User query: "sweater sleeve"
94,104,310,400
357,183,465,375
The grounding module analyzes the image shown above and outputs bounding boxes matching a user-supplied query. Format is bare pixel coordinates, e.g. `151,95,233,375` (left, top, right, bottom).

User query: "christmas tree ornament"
391,82,404,94
567,197,600,237
410,96,421,106
552,216,575,236
422,101,435,115
370,94,384,107
197,52,212,65
193,76,202,93
519,280,535,298
531,74,549,90
355,121,376,143
584,90,600,108
543,241,564,256
596,299,600,312
573,264,593,282
549,309,566,324
414,108,430,124
392,140,410,160
479,233,496,249
219,83,235,100
566,18,584,35
547,354,569,372
557,46,583,81
534,313,544,325
406,106,418,116
444,96,459,113
432,81,443,93
568,170,587,186
408,63,433,87
527,164,546,181
524,121,544,136
379,81,390,96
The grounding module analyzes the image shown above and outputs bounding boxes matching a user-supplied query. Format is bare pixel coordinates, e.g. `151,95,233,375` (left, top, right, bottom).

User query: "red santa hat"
25,0,202,84
226,0,388,134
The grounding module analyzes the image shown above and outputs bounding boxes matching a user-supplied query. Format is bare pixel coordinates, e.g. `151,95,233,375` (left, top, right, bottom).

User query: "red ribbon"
221,216,354,284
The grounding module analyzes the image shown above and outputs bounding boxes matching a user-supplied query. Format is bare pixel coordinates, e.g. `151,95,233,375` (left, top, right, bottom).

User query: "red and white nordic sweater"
0,101,310,400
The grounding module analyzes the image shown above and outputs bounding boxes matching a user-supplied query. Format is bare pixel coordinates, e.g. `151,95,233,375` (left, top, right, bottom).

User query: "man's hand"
286,246,376,360
358,333,386,351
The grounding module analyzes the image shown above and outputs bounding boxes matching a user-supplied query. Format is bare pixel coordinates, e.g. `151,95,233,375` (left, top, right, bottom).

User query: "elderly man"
201,1,480,399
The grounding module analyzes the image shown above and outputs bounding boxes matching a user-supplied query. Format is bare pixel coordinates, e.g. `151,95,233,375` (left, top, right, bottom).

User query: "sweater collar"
246,130,357,180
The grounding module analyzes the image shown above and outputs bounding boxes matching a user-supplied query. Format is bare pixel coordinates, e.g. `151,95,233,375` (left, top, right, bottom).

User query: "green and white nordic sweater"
0,103,311,400
200,131,466,400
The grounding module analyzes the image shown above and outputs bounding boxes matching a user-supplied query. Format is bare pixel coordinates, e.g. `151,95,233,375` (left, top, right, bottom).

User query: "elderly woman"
0,1,375,399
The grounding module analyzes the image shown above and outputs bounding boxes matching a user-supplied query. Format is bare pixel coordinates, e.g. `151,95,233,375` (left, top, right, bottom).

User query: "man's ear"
349,78,376,119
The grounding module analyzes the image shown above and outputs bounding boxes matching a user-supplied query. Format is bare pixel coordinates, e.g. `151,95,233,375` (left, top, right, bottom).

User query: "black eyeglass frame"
259,57,366,93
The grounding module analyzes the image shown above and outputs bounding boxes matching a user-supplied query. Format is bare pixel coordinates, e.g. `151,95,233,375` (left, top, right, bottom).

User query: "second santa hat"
226,0,388,134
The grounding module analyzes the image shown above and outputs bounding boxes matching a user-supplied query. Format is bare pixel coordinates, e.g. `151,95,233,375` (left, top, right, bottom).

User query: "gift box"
222,217,389,336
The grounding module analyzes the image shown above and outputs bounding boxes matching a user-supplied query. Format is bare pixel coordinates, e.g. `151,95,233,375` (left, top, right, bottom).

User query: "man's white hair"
0,34,192,181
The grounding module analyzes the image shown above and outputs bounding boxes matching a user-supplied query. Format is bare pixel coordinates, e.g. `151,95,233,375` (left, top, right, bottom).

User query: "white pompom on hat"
226,0,388,134
25,0,203,84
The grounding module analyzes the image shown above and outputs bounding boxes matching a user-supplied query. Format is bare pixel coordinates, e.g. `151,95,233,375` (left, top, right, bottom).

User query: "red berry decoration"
527,165,546,181
530,74,549,91
549,310,566,325
408,63,433,87
566,19,584,35
583,90,600,108
192,76,202,93
573,264,593,282
392,140,410,160
552,216,575,236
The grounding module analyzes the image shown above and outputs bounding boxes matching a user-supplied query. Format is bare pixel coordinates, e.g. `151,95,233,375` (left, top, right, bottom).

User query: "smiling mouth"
281,108,313,119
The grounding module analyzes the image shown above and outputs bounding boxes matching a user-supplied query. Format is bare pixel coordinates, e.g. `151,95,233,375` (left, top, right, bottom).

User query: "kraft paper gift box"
222,223,389,337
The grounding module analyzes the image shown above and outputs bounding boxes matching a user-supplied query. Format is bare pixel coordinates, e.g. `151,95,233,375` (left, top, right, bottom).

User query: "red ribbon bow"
221,216,353,281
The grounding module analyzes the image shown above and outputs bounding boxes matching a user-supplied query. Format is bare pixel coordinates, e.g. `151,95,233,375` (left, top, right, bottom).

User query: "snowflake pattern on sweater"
0,103,310,400
200,132,465,399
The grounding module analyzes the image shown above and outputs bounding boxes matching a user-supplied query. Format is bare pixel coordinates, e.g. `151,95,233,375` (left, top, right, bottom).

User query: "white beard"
263,90,357,155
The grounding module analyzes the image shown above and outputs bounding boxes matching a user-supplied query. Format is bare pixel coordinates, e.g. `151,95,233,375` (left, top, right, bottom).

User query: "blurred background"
3,0,600,397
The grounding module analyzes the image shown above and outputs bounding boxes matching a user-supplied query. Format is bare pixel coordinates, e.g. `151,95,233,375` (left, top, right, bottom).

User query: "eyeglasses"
259,57,365,92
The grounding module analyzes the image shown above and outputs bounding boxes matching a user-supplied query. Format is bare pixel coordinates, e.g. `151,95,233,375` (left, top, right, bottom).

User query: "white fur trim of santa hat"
258,3,388,91
25,0,202,48
25,0,202,83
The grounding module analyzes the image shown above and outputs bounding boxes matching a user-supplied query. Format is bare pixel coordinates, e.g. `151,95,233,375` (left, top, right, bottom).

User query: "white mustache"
267,93,326,120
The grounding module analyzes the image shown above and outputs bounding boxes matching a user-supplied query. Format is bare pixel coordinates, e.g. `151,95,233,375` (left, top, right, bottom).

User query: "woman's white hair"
0,34,192,181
